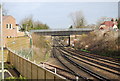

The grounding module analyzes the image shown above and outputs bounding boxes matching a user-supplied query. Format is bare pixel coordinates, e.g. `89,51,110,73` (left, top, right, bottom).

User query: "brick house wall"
2,15,18,47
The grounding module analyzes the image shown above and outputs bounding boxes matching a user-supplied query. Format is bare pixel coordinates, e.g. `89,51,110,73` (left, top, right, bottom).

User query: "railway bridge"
30,28,93,47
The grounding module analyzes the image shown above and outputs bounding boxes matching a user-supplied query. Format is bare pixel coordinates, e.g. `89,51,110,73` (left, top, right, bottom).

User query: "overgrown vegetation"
32,34,52,63
74,30,119,59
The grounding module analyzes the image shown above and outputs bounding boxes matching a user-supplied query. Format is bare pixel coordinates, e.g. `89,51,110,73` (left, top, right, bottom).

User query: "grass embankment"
0,36,30,63
6,36,32,61
6,36,30,50
5,35,52,63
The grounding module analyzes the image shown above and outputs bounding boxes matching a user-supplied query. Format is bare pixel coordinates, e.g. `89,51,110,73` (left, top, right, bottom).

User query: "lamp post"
0,2,4,80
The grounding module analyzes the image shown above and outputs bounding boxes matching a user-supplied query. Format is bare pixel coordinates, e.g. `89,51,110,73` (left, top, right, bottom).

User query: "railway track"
60,47,120,75
68,48,120,65
54,47,112,81
53,47,89,81
57,48,111,81
52,38,119,80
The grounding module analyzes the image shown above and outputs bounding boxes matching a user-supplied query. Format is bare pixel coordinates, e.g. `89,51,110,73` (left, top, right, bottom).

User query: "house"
99,19,118,30
3,16,18,38
0,15,25,47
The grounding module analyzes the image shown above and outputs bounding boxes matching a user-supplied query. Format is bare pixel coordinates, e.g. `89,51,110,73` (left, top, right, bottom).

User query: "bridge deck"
30,28,93,35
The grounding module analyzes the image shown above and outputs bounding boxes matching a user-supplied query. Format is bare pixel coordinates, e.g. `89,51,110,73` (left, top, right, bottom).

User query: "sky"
118,1,120,18
3,1,118,29
2,0,119,2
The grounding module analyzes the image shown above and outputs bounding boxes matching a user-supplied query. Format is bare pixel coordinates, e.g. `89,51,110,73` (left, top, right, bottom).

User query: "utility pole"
26,24,27,31
0,1,4,80
12,27,16,44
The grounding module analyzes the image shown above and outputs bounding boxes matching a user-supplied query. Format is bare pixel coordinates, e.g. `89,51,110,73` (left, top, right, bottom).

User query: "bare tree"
70,11,87,28
20,15,34,31
0,4,8,16
20,15,49,31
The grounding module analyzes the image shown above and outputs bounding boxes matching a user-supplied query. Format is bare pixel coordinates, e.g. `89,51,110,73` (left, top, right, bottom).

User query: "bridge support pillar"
68,35,70,46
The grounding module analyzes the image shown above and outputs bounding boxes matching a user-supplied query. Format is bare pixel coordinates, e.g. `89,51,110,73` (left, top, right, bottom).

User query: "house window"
6,36,12,38
9,24,12,29
6,24,9,29
6,24,12,29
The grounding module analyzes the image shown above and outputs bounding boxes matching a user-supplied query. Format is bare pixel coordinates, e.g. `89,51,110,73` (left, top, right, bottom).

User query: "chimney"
111,18,114,22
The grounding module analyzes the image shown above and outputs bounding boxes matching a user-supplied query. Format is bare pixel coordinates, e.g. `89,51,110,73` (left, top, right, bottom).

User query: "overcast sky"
3,1,118,29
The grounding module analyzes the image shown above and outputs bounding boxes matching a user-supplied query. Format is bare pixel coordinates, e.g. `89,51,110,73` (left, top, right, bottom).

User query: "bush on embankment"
74,30,120,59
32,33,52,63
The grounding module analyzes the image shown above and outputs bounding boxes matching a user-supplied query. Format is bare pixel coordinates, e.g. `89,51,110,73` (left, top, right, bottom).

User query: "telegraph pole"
0,1,4,80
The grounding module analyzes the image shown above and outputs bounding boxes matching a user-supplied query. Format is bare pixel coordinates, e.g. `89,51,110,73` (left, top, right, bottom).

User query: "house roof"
101,21,114,27
3,15,15,21
102,21,114,27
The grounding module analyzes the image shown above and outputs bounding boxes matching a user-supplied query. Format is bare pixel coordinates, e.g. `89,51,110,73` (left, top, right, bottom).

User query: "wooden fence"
7,49,66,80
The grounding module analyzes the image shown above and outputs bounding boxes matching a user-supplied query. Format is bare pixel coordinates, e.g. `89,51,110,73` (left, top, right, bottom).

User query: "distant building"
0,15,25,47
99,19,118,30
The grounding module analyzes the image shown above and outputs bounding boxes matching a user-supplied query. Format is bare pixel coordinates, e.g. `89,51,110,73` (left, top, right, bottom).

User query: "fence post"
54,68,57,74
